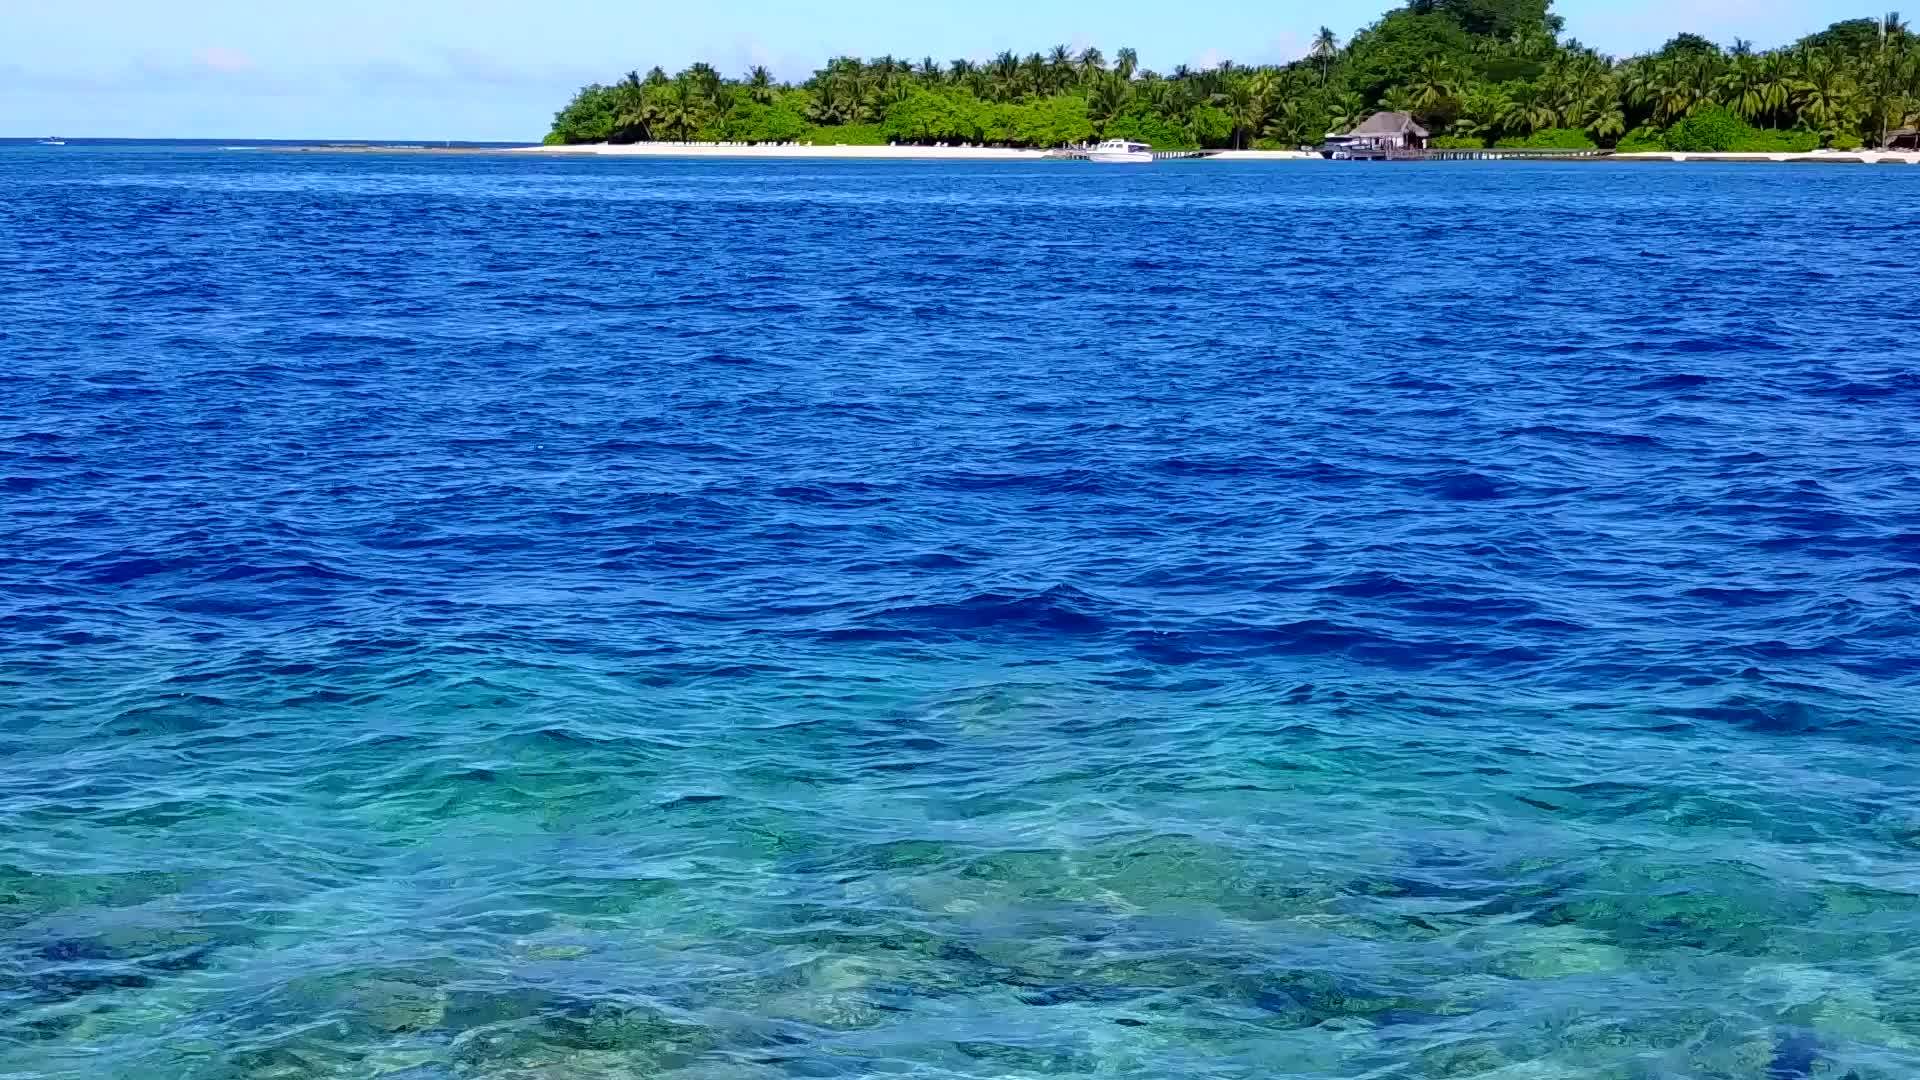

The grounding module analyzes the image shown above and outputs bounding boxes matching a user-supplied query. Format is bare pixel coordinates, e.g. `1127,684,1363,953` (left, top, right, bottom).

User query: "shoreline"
509,142,1051,160
1611,150,1920,165
507,142,1320,161
268,143,1920,165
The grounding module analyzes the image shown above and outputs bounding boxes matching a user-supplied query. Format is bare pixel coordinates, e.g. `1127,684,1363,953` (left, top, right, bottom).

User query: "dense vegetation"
547,5,1920,151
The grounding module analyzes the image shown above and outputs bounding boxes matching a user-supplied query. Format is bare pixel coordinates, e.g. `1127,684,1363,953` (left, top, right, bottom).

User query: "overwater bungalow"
1320,112,1430,159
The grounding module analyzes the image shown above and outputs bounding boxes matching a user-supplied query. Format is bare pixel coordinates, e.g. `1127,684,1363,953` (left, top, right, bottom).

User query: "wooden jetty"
1415,147,1610,161
1321,112,1612,161
1044,147,1219,161
1328,147,1612,162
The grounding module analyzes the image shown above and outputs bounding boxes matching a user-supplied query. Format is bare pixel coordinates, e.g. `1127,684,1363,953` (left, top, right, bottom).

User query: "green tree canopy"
1345,10,1476,101
545,3,1920,154
1432,0,1560,37
1657,33,1722,60
1797,18,1884,56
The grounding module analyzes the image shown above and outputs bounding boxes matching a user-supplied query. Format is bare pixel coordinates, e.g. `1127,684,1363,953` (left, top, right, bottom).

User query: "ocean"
2,146,1918,1079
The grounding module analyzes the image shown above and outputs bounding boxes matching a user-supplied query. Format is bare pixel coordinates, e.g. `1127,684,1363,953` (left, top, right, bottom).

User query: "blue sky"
0,0,1865,140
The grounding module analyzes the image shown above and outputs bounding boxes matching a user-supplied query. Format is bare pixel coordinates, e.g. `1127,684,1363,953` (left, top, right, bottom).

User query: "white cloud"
193,47,256,74
1254,31,1311,65
1191,47,1227,70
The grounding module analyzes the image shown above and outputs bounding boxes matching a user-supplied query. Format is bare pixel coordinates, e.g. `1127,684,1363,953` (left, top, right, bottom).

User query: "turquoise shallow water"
2,149,1919,1078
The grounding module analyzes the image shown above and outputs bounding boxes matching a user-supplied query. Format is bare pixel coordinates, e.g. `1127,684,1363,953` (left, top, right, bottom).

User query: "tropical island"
545,2,1920,154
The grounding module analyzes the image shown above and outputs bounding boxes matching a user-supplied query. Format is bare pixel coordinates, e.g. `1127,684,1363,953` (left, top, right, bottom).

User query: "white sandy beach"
1195,150,1320,161
510,142,1325,162
493,142,1920,165
1612,150,1920,164
510,142,1051,160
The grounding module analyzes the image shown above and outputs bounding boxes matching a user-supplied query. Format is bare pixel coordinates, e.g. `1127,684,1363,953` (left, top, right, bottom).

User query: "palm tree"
1452,84,1509,142
1619,57,1659,116
1326,90,1368,134
854,78,886,123
1310,27,1339,85
685,62,723,109
1764,54,1799,127
1905,49,1920,127
1115,47,1140,81
1642,56,1717,124
806,81,848,125
1224,82,1263,149
1718,55,1769,120
868,56,904,100
746,66,776,105
1871,12,1911,143
1077,47,1106,79
1499,82,1557,134
1048,44,1074,92
1410,57,1462,113
1022,52,1049,96
1586,103,1627,142
917,57,941,85
1380,85,1420,115
655,83,703,140
1087,74,1130,131
1259,92,1318,146
1677,53,1724,117
1508,27,1556,61
988,51,1021,100
1249,69,1281,106
614,81,657,142
1796,51,1861,135
1883,12,1910,48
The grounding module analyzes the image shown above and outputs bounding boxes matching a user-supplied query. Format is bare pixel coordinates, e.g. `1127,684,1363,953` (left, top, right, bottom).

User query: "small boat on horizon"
38,137,66,146
1087,138,1153,164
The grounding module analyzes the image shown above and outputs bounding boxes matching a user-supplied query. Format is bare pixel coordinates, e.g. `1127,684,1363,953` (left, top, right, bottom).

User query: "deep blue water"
3,148,1920,1079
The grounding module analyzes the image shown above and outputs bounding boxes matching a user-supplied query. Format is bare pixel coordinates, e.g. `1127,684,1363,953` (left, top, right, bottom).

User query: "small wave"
771,481,886,507
1665,335,1786,353
1152,455,1270,476
207,561,361,583
1368,373,1455,391
1807,377,1907,400
923,468,1106,494
1127,619,1535,668
1321,572,1420,598
1411,471,1506,502
70,556,176,585
1683,586,1794,607
847,585,1116,637
1500,425,1660,448
1632,371,1716,390
1666,694,1838,736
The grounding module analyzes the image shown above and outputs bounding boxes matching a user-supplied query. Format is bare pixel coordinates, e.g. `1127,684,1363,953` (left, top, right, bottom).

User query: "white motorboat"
1086,139,1152,164
38,137,65,146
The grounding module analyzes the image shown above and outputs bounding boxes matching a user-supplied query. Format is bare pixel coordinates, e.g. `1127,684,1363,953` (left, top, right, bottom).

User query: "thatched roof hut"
1345,112,1431,142
1322,112,1431,154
